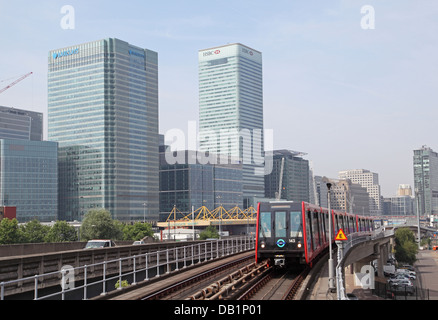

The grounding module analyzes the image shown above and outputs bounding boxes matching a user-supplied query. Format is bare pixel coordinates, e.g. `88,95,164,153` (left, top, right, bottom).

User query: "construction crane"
0,72,33,95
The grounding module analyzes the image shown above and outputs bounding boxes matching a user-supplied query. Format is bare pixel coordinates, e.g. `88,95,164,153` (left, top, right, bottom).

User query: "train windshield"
275,211,287,238
260,212,272,237
290,211,302,237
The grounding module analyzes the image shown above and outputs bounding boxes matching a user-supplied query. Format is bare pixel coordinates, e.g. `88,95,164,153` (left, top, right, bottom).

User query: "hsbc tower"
198,43,265,207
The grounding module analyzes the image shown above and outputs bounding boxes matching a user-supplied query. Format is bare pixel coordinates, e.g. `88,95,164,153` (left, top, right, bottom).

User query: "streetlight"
415,188,421,249
322,176,336,292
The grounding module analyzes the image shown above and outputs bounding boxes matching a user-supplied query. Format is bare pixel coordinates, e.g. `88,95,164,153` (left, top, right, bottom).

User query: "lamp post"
322,176,336,292
415,188,421,249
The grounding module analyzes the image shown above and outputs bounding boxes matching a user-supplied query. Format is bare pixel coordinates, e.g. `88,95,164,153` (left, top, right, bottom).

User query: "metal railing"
335,229,394,300
1,236,255,300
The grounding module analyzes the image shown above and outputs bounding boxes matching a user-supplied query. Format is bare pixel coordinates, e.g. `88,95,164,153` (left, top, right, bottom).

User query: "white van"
84,239,115,249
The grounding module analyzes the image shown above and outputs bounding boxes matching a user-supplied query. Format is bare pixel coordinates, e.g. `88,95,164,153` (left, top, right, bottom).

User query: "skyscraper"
198,43,264,207
264,150,309,203
414,145,438,216
48,38,159,222
0,106,43,141
338,169,382,215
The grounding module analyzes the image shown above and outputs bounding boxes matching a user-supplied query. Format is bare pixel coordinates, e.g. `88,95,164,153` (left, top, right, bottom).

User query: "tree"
80,209,122,241
394,228,418,265
123,222,154,241
45,221,78,242
199,226,220,240
0,218,22,244
20,219,50,243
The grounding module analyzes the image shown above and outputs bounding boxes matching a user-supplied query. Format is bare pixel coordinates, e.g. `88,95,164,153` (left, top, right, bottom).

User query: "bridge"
1,213,435,300
157,206,257,232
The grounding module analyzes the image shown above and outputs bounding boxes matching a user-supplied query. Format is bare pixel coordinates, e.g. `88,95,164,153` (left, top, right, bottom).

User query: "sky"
0,0,437,197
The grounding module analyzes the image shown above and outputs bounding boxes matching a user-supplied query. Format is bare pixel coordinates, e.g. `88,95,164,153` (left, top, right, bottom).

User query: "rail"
0,236,255,300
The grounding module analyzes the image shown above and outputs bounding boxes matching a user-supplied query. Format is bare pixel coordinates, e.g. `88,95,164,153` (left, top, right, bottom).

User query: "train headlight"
297,242,302,249
261,242,266,249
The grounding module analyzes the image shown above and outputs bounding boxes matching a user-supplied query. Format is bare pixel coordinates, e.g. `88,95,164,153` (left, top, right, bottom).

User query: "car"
133,240,145,245
84,239,115,249
346,293,359,300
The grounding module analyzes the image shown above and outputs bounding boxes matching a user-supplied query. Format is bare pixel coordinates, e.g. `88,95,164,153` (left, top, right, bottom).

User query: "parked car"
346,293,359,300
84,239,115,249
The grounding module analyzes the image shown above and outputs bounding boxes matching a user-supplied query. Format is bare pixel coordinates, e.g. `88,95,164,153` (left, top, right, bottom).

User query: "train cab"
256,201,305,266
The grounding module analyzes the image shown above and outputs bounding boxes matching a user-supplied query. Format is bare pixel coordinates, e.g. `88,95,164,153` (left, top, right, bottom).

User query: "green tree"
80,209,122,241
45,221,78,242
123,222,154,241
20,219,50,243
199,225,220,240
394,228,418,265
0,218,22,244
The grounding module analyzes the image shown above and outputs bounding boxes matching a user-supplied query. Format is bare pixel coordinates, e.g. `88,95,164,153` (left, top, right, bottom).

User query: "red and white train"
255,201,374,267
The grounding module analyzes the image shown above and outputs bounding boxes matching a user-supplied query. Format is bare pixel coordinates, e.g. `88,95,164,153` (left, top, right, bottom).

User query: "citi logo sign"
202,49,221,57
53,48,79,59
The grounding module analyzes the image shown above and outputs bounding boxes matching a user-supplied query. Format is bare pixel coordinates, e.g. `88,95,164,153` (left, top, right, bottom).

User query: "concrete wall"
0,241,134,258
0,241,201,297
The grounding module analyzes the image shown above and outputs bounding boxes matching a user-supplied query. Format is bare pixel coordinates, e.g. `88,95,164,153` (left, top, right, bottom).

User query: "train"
255,201,374,267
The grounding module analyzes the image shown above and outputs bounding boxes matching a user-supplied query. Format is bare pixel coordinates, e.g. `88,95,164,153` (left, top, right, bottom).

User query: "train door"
313,210,321,249
305,210,313,254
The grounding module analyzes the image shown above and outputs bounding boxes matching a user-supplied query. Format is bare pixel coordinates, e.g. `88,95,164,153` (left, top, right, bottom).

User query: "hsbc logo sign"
202,49,221,57
242,48,254,56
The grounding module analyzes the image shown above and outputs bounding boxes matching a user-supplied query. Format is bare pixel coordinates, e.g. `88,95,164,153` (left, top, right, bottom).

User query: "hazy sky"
0,0,437,197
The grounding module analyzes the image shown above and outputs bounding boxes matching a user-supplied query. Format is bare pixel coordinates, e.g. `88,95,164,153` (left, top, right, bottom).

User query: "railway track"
102,252,310,301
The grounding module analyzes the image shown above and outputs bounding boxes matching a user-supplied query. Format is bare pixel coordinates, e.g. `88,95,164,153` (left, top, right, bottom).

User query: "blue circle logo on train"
276,239,286,248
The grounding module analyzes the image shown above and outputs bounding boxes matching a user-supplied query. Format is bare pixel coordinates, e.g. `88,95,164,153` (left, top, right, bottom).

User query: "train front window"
290,211,302,237
275,211,287,238
260,212,272,237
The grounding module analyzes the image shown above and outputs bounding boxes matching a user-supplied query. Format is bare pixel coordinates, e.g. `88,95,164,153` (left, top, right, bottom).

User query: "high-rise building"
48,38,159,222
159,149,243,220
338,169,381,215
198,43,264,207
264,150,309,203
0,106,43,141
397,184,412,196
414,145,438,216
330,179,370,214
0,139,58,222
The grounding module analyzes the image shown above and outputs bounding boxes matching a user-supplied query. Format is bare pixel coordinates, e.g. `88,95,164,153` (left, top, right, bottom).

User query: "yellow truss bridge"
157,206,257,228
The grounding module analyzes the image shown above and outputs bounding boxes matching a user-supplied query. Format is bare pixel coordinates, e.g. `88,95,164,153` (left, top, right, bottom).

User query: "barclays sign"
53,48,79,59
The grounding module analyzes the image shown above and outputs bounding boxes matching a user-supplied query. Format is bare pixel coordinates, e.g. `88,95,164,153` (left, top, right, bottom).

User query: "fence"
1,236,254,300
373,280,430,300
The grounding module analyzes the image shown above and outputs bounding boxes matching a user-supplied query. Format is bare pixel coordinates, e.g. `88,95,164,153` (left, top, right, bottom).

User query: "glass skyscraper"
414,145,438,216
0,106,43,141
48,38,159,222
0,139,58,222
198,43,265,207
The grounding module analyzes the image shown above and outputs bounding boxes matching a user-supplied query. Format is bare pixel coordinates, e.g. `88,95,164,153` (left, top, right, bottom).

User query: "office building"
198,43,264,207
338,169,382,215
159,149,243,220
330,179,370,214
48,38,159,222
0,106,43,141
0,139,58,222
314,175,329,208
397,184,412,196
264,150,309,203
414,145,438,216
